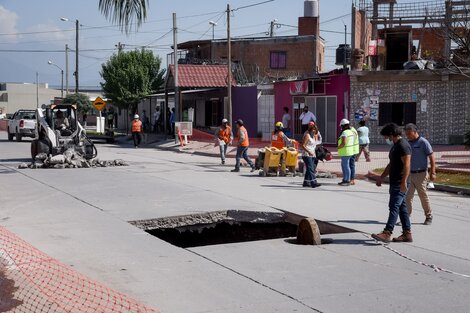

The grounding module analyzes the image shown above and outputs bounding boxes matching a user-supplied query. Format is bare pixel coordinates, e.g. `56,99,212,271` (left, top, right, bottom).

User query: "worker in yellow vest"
131,114,143,148
231,119,255,173
271,121,293,149
337,119,359,186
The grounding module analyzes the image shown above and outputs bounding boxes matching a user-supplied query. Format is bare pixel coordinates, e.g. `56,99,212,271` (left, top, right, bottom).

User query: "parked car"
7,109,37,141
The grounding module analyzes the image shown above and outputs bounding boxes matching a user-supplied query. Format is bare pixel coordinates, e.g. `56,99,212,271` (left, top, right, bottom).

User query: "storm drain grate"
129,210,357,248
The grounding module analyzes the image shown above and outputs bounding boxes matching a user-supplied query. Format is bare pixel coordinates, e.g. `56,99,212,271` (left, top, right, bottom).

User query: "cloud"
26,21,74,42
0,5,19,42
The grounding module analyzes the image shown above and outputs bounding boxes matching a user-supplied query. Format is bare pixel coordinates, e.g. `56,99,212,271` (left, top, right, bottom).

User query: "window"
270,51,287,69
379,102,416,126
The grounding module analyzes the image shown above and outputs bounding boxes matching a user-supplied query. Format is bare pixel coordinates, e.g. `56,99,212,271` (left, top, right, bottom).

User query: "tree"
100,49,165,114
99,0,149,34
62,93,92,116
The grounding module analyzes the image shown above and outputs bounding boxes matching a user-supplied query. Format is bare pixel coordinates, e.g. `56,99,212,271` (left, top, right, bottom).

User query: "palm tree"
99,0,149,34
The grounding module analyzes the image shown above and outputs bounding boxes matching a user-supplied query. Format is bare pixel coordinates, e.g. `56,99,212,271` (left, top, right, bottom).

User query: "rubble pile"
18,149,128,169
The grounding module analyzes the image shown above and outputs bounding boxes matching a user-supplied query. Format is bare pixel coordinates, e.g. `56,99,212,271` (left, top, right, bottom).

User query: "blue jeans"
219,143,228,162
302,156,318,185
235,146,254,170
385,184,411,232
340,156,355,182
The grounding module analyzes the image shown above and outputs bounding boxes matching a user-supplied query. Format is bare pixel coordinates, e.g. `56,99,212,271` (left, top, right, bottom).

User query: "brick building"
175,0,325,84
350,70,470,144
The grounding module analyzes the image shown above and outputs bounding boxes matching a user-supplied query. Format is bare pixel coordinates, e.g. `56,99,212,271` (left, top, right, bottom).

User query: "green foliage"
99,0,148,34
62,93,92,115
100,49,165,113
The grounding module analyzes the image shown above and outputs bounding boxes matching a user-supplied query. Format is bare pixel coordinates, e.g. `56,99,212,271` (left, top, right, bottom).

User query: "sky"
1,0,360,88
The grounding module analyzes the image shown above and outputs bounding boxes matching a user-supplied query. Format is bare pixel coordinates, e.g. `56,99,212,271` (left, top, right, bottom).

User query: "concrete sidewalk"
1,131,470,312
132,132,470,178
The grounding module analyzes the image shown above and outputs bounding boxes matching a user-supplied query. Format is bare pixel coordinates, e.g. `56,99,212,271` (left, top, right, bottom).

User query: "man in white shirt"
299,105,316,134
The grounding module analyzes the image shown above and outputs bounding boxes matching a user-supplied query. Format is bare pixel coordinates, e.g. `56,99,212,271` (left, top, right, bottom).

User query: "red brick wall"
411,28,446,61
298,17,319,36
212,39,319,80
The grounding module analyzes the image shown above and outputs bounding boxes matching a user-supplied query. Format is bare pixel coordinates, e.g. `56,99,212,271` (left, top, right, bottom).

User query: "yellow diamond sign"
93,97,106,111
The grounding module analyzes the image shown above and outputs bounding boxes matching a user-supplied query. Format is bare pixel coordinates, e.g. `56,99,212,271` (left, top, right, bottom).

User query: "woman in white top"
301,121,322,188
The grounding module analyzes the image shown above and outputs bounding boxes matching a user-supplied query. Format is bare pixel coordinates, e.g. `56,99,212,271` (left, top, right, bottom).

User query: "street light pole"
75,19,79,93
61,17,79,93
65,44,69,96
48,60,64,98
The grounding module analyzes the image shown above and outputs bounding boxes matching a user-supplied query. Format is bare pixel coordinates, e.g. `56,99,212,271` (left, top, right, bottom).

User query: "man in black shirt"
372,123,413,243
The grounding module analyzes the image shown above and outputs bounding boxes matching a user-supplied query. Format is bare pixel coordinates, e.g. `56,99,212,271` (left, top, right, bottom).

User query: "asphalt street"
1,133,470,313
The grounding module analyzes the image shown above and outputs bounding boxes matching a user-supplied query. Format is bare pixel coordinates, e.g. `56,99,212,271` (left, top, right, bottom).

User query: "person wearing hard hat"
215,118,233,164
131,114,143,148
271,121,293,150
337,118,359,186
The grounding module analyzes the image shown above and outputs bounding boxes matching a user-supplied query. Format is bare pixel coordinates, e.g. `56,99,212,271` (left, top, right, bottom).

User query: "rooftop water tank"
304,0,319,17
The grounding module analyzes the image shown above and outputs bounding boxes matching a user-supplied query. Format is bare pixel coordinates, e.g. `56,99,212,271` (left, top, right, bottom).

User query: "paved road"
1,133,470,313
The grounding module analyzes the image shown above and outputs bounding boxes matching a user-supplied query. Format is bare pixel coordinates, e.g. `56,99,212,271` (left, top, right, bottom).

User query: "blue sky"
0,0,358,87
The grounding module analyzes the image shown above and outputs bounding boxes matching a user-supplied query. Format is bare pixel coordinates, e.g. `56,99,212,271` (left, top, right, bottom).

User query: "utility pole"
343,24,347,70
75,19,79,93
116,42,124,54
269,19,278,37
173,13,180,132
36,72,39,108
227,4,232,125
65,44,69,96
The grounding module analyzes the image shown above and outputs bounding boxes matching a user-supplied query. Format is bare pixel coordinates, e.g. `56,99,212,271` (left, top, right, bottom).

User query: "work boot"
371,230,392,243
424,215,433,225
392,230,413,243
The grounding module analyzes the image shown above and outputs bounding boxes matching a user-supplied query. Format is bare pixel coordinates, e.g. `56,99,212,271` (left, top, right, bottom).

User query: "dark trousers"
132,132,142,147
385,184,411,232
302,156,318,185
301,124,308,134
235,146,254,170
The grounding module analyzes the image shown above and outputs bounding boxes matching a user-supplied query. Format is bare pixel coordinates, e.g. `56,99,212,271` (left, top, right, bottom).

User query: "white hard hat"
134,114,139,119
222,118,228,123
340,118,350,126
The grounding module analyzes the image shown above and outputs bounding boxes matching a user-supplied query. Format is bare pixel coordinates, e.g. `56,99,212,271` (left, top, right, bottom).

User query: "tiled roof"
168,64,236,88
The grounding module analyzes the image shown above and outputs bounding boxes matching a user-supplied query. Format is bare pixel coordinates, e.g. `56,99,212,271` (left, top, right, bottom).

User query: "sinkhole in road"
129,210,357,248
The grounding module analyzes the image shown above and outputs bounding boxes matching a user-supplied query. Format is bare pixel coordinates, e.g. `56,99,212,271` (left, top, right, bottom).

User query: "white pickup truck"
7,109,37,141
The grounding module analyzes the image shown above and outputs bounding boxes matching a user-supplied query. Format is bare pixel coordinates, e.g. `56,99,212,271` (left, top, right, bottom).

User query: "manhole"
129,210,357,248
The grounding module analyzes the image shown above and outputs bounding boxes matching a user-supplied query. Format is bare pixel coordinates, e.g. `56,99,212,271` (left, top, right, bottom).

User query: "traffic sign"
93,97,106,111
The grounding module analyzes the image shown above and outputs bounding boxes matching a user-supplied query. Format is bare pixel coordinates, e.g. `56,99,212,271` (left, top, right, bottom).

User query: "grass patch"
372,168,470,189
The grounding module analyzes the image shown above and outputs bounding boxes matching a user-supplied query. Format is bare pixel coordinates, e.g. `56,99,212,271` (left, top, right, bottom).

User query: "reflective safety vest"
238,126,249,147
132,120,142,133
271,131,285,149
218,126,231,144
351,127,360,154
338,128,359,156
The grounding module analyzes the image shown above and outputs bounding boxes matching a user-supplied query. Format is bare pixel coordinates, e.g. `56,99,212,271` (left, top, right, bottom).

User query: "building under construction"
348,0,470,145
351,0,470,70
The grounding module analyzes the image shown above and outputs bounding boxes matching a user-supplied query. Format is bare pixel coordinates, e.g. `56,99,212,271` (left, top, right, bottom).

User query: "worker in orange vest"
131,114,143,148
271,121,293,149
215,118,233,164
231,119,255,173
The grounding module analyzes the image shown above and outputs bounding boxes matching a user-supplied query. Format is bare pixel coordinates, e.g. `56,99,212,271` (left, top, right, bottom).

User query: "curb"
366,171,470,196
